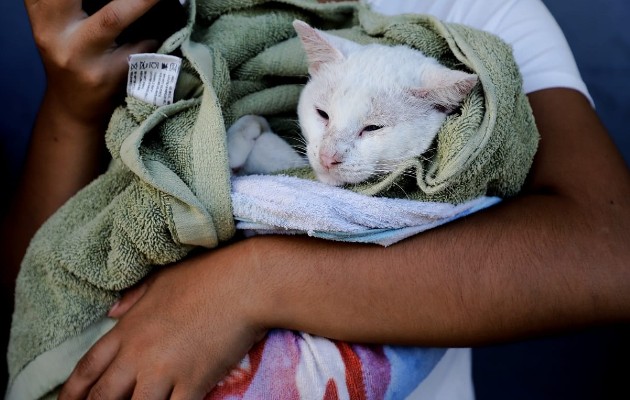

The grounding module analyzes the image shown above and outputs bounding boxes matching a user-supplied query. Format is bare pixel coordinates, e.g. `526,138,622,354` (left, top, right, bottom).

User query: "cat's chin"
315,173,346,186
316,172,372,186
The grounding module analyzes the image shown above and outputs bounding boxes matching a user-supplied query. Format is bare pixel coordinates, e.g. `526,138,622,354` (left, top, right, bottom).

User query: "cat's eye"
360,125,384,136
316,108,329,120
363,125,383,132
433,104,449,113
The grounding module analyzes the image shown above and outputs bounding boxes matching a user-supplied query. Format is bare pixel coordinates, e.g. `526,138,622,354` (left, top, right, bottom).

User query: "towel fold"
7,0,539,397
232,174,501,246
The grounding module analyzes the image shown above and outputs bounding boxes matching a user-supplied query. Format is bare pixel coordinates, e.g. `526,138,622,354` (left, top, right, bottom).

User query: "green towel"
7,0,538,395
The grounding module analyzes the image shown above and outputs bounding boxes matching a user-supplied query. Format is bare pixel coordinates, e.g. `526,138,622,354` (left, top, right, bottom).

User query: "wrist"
234,235,334,336
39,88,113,135
231,237,284,335
20,89,111,213
32,99,108,164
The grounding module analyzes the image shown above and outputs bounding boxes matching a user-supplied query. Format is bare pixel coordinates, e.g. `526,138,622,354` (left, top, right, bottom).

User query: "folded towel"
8,174,497,399
232,174,501,246
7,0,539,397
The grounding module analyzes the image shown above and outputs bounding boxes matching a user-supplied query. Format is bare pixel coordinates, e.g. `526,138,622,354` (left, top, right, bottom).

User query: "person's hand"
26,0,161,127
59,243,268,399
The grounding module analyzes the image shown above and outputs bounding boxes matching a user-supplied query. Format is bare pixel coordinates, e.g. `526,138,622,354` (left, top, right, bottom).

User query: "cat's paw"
227,115,272,173
241,131,308,175
227,115,307,175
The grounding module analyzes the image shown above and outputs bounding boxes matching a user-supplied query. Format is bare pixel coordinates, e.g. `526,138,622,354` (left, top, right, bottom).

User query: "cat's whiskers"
291,143,308,154
392,181,411,199
288,134,310,158
228,22,475,194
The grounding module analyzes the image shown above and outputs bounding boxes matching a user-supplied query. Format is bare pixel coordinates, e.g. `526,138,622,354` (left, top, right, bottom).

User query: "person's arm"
60,88,630,399
253,88,630,344
0,0,160,297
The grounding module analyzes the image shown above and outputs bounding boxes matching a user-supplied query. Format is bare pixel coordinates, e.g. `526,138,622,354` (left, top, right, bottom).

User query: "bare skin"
2,0,629,398
1,0,160,296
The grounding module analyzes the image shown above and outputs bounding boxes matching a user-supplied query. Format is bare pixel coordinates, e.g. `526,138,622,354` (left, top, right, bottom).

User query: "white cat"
227,20,478,186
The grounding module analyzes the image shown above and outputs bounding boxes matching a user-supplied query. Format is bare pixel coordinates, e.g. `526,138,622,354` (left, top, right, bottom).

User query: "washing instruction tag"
127,53,182,106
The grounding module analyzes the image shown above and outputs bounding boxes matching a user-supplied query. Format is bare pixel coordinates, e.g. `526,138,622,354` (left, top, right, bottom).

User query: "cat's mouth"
314,172,346,186
314,167,374,186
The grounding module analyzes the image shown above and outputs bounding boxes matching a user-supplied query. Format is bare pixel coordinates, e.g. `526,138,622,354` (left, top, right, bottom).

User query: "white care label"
127,53,182,106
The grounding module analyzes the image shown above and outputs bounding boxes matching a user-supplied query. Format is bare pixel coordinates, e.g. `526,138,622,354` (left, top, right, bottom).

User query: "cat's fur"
227,20,478,185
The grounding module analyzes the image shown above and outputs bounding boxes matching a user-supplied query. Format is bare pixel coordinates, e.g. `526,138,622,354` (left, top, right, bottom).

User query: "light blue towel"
232,174,501,246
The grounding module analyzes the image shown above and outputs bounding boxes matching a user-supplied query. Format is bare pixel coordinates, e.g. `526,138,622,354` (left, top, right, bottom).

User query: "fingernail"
107,301,120,317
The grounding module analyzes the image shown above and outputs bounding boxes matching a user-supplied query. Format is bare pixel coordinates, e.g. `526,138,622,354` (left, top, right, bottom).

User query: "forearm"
241,89,630,346
247,192,628,346
18,91,108,225
1,91,109,293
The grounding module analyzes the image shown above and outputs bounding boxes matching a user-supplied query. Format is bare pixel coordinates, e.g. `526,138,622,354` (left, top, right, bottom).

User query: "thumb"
107,282,149,319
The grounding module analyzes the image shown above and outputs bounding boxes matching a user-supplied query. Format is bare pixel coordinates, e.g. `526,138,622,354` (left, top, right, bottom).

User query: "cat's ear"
411,66,478,113
293,20,359,74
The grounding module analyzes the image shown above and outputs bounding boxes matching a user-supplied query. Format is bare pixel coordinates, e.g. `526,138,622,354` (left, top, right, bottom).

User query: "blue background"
1,0,629,396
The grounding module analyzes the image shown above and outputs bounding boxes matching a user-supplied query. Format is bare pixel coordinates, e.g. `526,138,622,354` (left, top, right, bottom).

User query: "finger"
170,384,209,400
68,38,162,96
84,0,161,46
106,38,161,77
86,361,136,400
58,335,120,400
26,0,85,36
25,0,81,16
131,377,174,400
108,281,150,318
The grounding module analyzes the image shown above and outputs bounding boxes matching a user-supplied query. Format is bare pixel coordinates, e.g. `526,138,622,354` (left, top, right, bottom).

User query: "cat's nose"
320,151,342,170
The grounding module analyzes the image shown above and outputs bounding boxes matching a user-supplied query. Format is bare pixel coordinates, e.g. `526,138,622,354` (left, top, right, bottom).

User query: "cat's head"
294,20,478,186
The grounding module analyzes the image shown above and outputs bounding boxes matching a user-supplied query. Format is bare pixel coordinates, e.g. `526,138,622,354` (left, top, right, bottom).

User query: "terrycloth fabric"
6,176,496,400
6,177,497,400
225,5,539,203
233,175,501,246
7,0,538,397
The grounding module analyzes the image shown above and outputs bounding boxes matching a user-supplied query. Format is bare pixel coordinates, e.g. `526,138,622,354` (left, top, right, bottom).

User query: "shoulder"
364,0,554,34
364,0,591,101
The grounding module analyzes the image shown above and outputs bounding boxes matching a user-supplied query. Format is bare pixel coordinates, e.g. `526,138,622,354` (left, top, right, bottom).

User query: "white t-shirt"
366,0,591,102
362,1,590,399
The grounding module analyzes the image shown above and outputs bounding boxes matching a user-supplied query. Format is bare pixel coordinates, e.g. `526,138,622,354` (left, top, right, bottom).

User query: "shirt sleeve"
485,0,592,102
